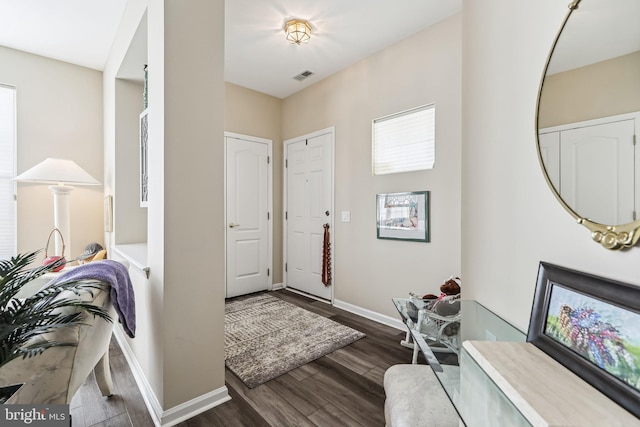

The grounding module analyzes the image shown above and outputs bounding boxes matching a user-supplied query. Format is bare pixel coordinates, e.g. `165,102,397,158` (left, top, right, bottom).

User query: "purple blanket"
48,260,136,338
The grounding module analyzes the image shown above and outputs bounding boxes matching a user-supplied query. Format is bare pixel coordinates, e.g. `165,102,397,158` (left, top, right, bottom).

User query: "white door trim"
283,126,335,303
539,111,640,134
224,131,273,297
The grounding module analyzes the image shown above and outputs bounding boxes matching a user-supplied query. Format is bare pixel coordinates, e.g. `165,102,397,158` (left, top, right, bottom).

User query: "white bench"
383,364,461,427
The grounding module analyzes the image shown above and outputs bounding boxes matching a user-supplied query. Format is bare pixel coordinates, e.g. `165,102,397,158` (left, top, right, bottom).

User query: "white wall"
0,46,104,260
461,0,640,331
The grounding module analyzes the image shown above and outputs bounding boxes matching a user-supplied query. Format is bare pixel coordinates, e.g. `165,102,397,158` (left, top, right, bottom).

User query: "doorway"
284,127,334,301
225,132,272,298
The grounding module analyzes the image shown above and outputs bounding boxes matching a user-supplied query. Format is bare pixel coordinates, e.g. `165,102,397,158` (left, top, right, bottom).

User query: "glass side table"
392,298,528,426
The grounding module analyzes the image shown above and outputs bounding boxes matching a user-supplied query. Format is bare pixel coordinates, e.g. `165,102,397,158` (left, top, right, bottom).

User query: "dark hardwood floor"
71,289,417,427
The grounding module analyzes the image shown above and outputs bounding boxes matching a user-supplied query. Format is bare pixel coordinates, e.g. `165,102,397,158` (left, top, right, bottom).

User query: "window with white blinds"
372,104,435,175
0,84,16,259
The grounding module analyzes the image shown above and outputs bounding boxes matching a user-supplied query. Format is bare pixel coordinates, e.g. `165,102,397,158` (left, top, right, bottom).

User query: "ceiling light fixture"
285,19,311,45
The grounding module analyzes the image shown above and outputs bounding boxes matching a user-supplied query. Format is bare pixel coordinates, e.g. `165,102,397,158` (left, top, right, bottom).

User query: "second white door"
225,134,271,298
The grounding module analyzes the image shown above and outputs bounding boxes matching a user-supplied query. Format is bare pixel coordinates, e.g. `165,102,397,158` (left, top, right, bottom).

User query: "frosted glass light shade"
285,19,311,44
13,158,100,185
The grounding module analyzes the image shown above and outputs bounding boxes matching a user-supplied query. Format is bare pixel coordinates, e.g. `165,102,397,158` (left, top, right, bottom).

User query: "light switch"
341,211,351,222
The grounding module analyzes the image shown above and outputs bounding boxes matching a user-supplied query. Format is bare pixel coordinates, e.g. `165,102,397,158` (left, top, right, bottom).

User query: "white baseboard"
112,327,230,427
333,298,406,331
160,387,231,427
271,282,284,291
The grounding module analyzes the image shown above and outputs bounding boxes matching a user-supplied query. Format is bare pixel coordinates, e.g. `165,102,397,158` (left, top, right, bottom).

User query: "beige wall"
282,15,462,318
0,46,104,260
224,82,284,283
462,0,640,331
539,51,640,128
104,0,226,415
162,0,225,408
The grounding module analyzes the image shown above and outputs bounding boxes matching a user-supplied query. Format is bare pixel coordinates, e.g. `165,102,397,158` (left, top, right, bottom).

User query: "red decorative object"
43,228,66,272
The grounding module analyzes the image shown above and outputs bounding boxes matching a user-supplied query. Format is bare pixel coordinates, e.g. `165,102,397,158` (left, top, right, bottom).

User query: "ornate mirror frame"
535,0,640,250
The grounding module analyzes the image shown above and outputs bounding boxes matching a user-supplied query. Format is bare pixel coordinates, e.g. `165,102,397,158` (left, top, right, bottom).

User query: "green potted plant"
0,251,112,402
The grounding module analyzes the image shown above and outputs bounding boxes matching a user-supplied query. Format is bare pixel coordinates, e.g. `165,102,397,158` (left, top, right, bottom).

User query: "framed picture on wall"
528,262,640,419
140,109,149,207
376,191,429,242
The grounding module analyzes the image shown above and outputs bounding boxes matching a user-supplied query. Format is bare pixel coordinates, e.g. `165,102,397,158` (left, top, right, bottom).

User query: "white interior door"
285,129,333,301
538,131,560,191
225,134,271,298
560,119,635,225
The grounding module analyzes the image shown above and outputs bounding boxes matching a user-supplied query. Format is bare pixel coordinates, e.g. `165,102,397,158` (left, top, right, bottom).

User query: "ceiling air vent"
293,70,315,81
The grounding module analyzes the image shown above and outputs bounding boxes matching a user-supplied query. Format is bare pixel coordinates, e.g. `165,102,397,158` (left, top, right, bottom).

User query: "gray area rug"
225,293,366,388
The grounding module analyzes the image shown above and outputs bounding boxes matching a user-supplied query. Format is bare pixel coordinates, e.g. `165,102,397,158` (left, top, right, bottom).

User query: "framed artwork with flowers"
528,262,640,418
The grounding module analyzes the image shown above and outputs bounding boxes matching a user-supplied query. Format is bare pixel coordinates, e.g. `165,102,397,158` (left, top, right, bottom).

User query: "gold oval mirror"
537,0,640,249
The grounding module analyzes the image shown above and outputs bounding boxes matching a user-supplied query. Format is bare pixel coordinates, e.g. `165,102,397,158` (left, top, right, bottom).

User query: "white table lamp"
14,158,101,258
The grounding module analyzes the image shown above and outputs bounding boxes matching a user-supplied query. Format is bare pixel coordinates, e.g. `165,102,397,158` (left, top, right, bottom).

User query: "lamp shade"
285,19,311,44
13,158,100,185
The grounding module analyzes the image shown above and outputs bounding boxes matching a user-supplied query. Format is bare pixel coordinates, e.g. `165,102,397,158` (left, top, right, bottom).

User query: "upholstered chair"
0,282,116,404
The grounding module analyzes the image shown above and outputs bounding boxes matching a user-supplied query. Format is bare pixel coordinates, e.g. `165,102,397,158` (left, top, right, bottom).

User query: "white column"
49,184,74,258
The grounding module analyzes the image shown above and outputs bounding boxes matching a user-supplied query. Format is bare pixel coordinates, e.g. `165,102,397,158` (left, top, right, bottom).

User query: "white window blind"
0,84,16,259
373,104,435,175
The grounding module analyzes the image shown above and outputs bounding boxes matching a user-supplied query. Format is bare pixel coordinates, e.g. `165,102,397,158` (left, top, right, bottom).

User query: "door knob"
229,223,240,228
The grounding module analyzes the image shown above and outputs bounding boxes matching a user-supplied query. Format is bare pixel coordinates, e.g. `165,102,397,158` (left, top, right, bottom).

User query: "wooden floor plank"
325,346,377,375
268,372,329,416
362,365,387,387
314,356,386,404
75,370,128,427
270,290,317,307
94,412,133,427
107,351,154,427
69,405,87,427
227,373,317,427
69,387,83,410
330,312,403,341
287,363,321,382
308,403,365,427
356,339,414,368
297,361,386,427
304,301,342,318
